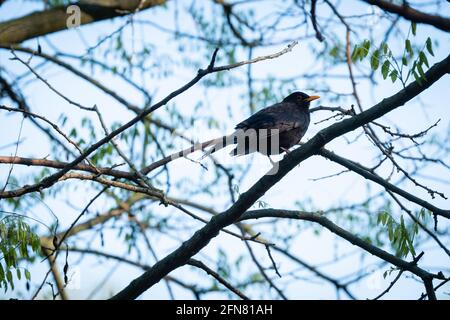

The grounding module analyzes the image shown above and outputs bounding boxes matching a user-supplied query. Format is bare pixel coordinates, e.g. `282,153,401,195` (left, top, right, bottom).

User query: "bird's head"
283,91,320,108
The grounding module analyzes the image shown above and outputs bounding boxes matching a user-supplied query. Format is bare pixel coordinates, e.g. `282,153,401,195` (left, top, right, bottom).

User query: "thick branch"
362,0,450,32
0,0,166,45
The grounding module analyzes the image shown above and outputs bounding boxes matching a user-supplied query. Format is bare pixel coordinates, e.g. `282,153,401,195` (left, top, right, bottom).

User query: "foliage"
0,216,40,291
351,23,435,86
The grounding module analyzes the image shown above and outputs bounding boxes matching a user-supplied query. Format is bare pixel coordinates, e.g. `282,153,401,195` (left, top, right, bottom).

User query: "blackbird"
202,92,319,157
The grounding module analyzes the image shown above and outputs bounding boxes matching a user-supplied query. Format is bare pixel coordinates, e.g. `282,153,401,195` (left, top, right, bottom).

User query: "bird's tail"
200,132,238,160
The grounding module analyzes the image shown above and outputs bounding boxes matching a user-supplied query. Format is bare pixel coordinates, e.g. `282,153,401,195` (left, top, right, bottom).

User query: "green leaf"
419,51,429,68
377,212,384,225
393,226,401,244
25,269,31,281
405,234,416,256
6,269,12,284
405,39,413,56
402,56,408,66
362,40,371,57
388,223,394,241
390,70,398,83
413,70,423,85
411,22,417,36
69,128,77,138
351,45,360,62
382,42,389,55
32,236,41,252
371,50,380,70
417,62,426,80
381,60,390,79
413,222,419,235
329,46,339,58
426,37,434,56
16,268,21,280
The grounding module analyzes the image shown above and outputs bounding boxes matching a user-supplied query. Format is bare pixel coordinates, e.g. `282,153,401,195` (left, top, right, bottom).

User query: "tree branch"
0,41,298,199
110,54,450,300
187,259,250,300
0,0,166,45
310,0,325,42
362,0,450,32
318,148,450,219
0,155,134,180
239,210,445,284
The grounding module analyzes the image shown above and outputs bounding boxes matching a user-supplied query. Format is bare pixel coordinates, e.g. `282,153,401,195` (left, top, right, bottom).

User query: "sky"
0,1,449,299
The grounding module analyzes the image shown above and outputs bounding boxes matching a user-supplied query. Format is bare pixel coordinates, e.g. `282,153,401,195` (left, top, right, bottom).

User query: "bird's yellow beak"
304,95,320,102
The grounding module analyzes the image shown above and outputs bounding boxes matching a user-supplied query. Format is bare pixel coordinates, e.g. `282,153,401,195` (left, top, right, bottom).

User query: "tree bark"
0,0,166,45
363,0,450,32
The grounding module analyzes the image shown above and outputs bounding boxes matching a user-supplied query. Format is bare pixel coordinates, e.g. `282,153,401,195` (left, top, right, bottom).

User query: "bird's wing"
235,102,305,133
201,102,309,159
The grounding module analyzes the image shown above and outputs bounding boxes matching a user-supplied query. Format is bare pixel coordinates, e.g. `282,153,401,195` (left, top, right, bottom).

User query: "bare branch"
0,42,298,199
318,148,450,219
187,259,250,300
310,0,325,42
239,210,445,284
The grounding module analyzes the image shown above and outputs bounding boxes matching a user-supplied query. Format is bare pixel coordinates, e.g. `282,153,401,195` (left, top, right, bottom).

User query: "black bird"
202,92,319,158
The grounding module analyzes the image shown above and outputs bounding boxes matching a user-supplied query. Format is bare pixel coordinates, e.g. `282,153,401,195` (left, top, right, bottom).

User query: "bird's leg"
266,155,281,175
281,147,291,155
